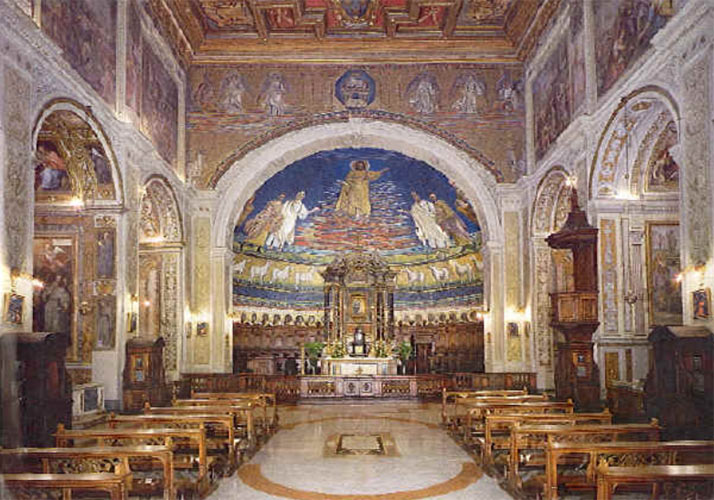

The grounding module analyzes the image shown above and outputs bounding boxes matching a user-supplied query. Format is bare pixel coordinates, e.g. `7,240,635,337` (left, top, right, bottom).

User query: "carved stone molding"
682,54,712,266
140,177,183,243
3,66,32,275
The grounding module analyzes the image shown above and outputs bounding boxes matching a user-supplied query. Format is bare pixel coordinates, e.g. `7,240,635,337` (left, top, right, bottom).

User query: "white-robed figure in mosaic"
409,191,450,249
267,191,318,250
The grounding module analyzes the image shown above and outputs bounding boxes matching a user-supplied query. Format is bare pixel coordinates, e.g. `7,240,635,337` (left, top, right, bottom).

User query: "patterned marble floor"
208,401,513,499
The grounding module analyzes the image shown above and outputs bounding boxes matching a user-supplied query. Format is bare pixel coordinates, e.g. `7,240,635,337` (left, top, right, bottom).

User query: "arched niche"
138,175,184,379
140,175,184,244
31,99,124,367
32,99,124,207
589,87,680,200
531,166,575,388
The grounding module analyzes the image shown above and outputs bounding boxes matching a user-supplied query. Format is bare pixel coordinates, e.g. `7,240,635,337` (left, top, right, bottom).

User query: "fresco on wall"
533,38,570,161
595,0,677,96
188,64,525,185
233,148,483,311
569,0,586,116
647,222,682,325
142,42,178,167
646,121,679,192
41,0,116,106
126,0,142,116
34,110,115,202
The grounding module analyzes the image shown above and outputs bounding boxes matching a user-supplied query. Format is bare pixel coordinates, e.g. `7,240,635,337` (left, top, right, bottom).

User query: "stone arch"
32,98,124,207
213,119,503,250
532,166,572,236
138,175,185,378
140,175,184,243
531,165,575,387
589,86,680,200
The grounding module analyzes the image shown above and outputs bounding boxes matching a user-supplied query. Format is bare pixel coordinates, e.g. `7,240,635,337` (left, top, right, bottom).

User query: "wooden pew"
479,410,613,467
546,440,714,500
144,403,257,454
108,413,238,473
190,391,278,430
173,397,270,437
596,462,714,500
463,399,574,444
452,394,549,431
507,420,662,491
441,388,528,425
54,424,213,498
0,445,174,500
1,472,131,500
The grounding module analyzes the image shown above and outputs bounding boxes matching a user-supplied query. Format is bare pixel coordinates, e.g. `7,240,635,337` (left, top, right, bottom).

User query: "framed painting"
95,296,116,349
197,321,209,336
646,222,682,326
693,288,711,320
96,229,115,278
349,293,367,320
33,234,79,359
4,293,24,325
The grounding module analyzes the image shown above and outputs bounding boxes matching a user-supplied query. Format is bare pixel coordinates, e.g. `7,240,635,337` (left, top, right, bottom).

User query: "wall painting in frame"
646,222,682,326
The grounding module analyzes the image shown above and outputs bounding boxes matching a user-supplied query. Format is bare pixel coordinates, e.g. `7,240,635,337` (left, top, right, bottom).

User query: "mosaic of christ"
234,148,481,262
233,148,484,310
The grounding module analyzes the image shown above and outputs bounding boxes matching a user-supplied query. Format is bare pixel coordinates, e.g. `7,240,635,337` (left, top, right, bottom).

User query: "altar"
323,357,397,376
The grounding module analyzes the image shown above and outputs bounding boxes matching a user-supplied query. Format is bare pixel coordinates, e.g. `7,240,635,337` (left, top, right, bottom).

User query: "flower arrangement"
372,339,392,358
325,339,347,358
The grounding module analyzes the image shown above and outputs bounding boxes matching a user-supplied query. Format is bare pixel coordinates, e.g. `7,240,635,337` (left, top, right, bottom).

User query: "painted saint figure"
43,275,71,333
266,191,319,250
219,71,246,114
452,73,485,114
259,73,287,116
430,193,472,246
409,192,450,249
335,160,388,220
244,193,286,248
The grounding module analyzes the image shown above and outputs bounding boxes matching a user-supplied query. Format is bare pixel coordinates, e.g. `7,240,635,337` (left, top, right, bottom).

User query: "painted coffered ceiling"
149,0,559,64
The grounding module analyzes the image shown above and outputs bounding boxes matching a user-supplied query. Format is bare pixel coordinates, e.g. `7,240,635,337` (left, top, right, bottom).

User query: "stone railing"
176,371,537,402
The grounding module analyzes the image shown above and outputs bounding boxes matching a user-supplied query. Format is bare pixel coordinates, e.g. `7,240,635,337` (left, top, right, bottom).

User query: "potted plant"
304,341,324,374
396,341,412,375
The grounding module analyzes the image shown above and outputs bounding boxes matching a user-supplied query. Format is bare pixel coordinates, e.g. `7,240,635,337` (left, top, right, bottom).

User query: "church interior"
0,0,713,498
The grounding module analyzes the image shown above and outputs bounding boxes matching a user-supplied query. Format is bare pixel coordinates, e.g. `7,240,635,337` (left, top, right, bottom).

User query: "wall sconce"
69,197,85,210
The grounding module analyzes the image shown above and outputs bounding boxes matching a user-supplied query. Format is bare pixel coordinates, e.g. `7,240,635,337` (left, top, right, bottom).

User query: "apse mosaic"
233,148,483,311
